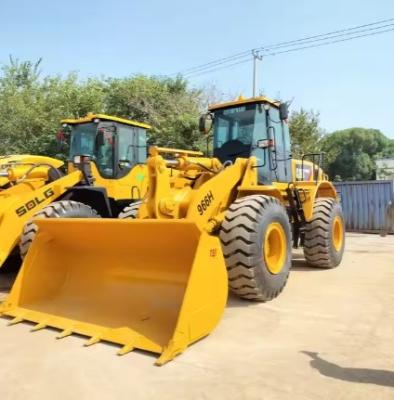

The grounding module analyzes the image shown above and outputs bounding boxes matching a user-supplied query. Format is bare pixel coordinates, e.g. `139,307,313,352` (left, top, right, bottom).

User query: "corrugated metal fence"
334,180,394,233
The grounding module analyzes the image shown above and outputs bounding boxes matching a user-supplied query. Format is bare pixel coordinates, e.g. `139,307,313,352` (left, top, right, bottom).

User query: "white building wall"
376,158,394,180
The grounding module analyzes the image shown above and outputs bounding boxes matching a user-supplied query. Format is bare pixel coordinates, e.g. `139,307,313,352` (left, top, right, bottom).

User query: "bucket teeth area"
8,316,24,325
1,307,163,356
84,336,101,346
56,329,73,339
117,344,135,356
0,219,229,365
31,322,47,331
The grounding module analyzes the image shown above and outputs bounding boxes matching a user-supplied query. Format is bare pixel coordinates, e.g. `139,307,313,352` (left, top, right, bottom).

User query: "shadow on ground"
226,293,254,308
291,259,326,271
302,351,394,388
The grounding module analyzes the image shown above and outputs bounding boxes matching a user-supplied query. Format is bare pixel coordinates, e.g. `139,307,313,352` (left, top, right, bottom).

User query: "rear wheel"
220,195,292,302
19,200,98,259
303,198,345,268
118,201,142,219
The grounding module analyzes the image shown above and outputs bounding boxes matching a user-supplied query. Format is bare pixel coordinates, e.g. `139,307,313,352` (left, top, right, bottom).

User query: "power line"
183,22,394,77
253,17,394,53
182,26,394,78
265,26,394,57
176,17,394,76
184,57,252,78
253,22,394,53
175,18,394,78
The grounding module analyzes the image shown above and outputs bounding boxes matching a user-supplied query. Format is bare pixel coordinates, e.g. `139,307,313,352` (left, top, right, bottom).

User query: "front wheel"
118,201,142,219
220,195,292,302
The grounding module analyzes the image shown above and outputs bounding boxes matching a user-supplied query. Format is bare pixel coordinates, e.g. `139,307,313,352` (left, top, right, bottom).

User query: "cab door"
266,107,291,183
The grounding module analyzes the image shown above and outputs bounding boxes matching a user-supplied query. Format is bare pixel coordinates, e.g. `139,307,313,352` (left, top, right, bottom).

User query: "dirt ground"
0,233,393,400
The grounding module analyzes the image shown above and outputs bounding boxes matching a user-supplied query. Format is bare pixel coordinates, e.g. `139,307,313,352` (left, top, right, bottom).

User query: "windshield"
213,104,265,149
69,122,115,178
69,123,96,157
212,103,266,164
117,126,147,164
68,121,147,179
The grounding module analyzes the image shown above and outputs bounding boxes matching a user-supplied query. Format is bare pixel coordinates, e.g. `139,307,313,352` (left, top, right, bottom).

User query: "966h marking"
197,190,214,215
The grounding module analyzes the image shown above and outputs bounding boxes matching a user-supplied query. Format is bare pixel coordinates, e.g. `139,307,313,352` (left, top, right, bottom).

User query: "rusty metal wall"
334,180,394,233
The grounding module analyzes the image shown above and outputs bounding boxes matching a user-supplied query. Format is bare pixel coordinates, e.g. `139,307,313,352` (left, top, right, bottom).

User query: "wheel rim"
263,222,287,274
332,216,344,252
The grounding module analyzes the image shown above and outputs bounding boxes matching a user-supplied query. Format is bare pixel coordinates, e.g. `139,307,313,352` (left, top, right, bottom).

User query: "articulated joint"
205,218,222,233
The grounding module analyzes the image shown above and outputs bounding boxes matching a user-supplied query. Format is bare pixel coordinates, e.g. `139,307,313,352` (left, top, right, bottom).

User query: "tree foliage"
1,58,393,181
0,58,203,157
105,75,204,149
321,128,394,180
288,109,323,158
287,108,394,180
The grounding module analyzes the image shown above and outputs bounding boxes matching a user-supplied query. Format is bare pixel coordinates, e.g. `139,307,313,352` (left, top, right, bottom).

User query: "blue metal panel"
334,180,394,233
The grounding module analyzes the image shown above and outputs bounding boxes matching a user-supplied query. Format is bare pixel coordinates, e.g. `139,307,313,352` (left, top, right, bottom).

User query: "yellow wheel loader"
0,114,151,268
0,96,345,365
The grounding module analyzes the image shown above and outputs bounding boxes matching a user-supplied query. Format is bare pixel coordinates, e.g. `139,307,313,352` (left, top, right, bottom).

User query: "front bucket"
0,219,228,365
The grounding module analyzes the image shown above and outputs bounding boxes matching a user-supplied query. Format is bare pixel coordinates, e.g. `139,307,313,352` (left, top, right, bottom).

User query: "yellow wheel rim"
263,222,287,274
332,215,344,252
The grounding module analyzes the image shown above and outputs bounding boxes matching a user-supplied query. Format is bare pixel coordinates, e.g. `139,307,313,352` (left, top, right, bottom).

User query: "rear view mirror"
199,113,213,135
279,103,289,121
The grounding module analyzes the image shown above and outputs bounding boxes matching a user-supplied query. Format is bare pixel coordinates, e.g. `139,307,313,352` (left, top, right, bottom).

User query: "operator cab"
58,113,151,179
205,96,292,184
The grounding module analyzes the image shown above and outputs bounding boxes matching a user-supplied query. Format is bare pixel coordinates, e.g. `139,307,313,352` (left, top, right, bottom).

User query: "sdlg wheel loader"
0,113,150,268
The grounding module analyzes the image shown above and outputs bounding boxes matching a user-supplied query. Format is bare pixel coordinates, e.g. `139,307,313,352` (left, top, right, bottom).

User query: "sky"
1,0,394,138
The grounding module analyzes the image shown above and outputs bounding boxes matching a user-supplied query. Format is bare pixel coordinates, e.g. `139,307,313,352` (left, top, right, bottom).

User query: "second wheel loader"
0,96,345,365
0,113,151,268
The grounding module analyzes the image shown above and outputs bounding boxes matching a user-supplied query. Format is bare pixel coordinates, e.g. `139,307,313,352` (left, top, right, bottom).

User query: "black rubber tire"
303,198,345,268
19,200,99,259
118,201,142,219
220,195,292,302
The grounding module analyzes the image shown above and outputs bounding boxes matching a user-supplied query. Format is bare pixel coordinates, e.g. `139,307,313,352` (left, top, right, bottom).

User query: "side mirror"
279,103,289,121
199,113,213,135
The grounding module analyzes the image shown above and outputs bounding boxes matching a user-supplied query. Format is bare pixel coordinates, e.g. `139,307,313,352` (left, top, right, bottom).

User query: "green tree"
0,58,206,157
105,75,204,149
288,109,323,158
321,128,394,180
0,58,105,156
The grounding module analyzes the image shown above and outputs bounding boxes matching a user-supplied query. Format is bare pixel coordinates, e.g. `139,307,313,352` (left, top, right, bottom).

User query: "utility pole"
252,50,263,97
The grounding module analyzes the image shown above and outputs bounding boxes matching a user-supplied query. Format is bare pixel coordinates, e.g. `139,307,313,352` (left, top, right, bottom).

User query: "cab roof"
61,113,151,130
208,95,280,111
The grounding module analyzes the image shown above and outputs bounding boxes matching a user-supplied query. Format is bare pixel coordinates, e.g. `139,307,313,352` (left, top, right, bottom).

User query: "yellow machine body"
67,161,147,202
63,113,151,202
0,155,82,266
291,159,328,182
2,218,227,365
0,147,337,364
0,114,151,268
1,99,341,365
